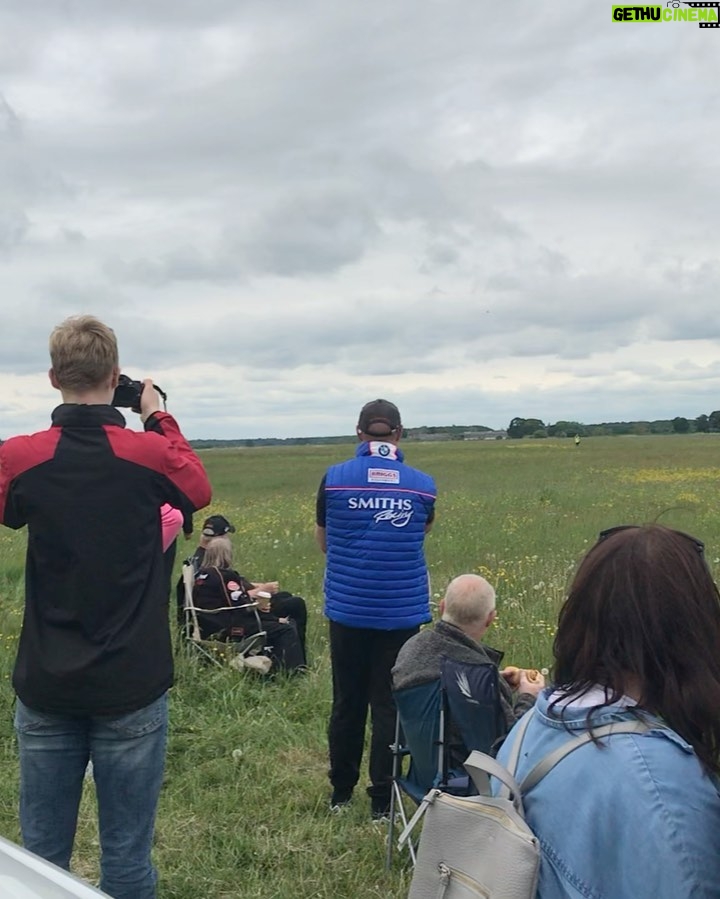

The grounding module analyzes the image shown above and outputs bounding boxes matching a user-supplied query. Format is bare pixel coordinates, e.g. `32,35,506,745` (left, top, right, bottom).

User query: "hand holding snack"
501,665,546,696
518,668,545,696
501,665,522,688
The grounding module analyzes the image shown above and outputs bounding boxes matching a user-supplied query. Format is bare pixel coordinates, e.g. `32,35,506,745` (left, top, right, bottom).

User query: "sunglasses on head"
598,525,705,556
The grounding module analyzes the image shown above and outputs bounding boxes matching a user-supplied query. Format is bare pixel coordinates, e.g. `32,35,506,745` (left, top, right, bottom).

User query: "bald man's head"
441,574,496,637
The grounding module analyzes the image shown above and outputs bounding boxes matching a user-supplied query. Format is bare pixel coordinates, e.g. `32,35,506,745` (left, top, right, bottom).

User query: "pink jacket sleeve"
160,504,184,552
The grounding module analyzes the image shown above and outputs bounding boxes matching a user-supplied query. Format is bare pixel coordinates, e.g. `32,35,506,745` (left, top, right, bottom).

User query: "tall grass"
0,435,717,897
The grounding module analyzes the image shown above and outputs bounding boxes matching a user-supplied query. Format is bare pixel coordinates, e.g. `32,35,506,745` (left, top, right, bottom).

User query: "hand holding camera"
112,375,167,421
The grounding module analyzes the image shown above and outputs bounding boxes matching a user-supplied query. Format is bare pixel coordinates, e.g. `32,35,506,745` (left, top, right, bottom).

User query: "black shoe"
329,789,353,813
371,797,391,821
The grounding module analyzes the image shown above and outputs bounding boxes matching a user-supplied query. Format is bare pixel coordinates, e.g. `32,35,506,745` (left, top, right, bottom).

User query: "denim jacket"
496,690,720,899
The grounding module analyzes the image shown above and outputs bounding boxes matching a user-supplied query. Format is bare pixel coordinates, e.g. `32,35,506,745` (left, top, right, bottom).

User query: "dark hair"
553,524,720,774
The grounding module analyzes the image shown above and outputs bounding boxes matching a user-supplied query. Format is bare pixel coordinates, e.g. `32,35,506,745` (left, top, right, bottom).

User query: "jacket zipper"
437,793,536,842
436,862,490,898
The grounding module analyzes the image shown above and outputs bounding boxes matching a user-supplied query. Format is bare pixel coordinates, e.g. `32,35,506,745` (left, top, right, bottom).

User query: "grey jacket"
392,620,536,738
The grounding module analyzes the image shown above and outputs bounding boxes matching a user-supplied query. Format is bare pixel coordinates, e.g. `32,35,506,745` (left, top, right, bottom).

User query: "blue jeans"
14,692,168,899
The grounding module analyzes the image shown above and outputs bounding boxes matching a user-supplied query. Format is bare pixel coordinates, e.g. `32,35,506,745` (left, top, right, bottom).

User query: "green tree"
507,417,527,439
671,417,690,434
696,414,710,433
547,420,585,438
507,417,546,439
523,418,545,436
709,411,720,432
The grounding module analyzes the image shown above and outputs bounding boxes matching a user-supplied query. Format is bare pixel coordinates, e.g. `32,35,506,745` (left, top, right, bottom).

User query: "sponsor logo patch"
368,468,400,484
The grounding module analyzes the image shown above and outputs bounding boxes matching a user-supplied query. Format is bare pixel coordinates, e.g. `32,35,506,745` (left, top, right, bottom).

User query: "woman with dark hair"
192,536,306,674
496,524,720,899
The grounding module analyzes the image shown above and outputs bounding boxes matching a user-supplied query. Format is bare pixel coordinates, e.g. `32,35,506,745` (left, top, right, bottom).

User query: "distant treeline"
189,426,495,449
190,435,356,449
506,413,720,439
188,414,720,449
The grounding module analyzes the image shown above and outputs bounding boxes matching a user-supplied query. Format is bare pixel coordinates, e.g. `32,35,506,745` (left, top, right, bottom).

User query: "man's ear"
49,368,61,390
486,608,497,629
438,598,445,617
109,366,120,390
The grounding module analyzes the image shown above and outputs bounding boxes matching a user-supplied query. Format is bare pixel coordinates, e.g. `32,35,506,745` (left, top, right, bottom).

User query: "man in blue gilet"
315,399,437,819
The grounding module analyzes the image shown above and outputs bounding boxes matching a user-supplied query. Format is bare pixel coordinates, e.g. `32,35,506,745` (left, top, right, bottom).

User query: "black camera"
112,375,167,414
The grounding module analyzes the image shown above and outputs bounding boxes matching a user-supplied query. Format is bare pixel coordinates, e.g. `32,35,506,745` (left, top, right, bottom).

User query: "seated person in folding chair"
179,513,308,659
192,536,306,673
392,573,544,763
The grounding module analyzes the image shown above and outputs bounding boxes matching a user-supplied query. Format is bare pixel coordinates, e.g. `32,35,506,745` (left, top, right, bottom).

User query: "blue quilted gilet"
323,441,436,629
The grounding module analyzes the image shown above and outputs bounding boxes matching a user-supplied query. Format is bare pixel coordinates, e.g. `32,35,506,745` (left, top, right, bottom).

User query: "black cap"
202,515,235,537
357,399,402,437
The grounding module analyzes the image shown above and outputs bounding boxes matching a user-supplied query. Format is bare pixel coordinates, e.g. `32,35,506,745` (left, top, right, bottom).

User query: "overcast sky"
1,0,719,439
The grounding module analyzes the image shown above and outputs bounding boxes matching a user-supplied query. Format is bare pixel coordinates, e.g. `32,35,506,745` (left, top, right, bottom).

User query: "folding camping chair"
386,679,444,868
386,657,505,869
439,656,506,780
180,561,268,668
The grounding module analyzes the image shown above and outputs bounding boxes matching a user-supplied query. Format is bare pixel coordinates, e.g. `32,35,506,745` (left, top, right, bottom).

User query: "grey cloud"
0,0,719,439
239,192,380,277
60,227,86,244
0,210,29,252
106,248,243,287
0,93,21,139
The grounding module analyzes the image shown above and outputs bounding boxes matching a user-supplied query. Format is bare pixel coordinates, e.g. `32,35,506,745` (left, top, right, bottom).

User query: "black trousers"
263,618,306,673
270,593,307,662
328,620,418,801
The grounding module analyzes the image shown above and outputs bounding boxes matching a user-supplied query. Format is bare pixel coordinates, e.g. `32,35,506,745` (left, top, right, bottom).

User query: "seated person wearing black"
178,513,308,658
192,535,306,673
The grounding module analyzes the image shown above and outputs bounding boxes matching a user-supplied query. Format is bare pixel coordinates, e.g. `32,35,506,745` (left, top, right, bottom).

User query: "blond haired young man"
0,315,211,899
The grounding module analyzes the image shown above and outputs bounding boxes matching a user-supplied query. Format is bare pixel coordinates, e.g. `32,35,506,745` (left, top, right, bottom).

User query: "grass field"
0,434,718,898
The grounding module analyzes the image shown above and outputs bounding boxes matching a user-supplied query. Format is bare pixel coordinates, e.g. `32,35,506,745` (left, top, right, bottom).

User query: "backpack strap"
473,710,652,807
519,719,650,793
463,751,527,817
493,707,535,801
504,707,535,778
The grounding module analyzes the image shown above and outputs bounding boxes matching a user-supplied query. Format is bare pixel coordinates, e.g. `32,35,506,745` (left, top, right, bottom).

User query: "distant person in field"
316,399,437,819
0,314,211,899
192,536,306,673
574,434,580,446
494,525,720,898
177,513,307,658
393,573,544,765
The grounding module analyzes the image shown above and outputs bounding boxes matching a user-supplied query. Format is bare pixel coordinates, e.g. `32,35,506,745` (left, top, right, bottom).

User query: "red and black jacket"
0,404,212,716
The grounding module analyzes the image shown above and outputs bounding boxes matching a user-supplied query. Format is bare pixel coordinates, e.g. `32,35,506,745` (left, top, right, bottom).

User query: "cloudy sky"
1,0,719,439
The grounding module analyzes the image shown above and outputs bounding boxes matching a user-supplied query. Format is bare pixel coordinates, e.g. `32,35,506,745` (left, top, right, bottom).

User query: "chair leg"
386,713,403,870
386,786,396,870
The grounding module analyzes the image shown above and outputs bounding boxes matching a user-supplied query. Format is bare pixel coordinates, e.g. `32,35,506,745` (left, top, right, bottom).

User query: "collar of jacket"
51,403,127,428
356,440,404,462
434,619,504,667
534,689,690,751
